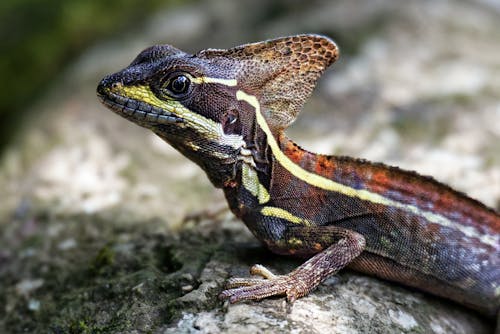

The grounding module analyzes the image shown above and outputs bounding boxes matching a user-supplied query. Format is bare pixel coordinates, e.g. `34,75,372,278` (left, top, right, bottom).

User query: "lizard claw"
219,233,364,304
219,264,308,303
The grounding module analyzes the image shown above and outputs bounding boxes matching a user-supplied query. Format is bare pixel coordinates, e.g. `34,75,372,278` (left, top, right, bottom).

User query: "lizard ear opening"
197,34,338,131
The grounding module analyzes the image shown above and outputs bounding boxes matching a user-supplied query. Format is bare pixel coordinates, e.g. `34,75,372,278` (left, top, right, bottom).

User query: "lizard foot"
220,231,365,304
219,264,311,303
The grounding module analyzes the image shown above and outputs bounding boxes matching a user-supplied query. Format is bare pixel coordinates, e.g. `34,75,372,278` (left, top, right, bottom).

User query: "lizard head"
97,35,338,186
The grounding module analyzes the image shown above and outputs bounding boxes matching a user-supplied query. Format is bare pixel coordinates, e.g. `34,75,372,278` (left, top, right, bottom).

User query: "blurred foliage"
0,0,186,152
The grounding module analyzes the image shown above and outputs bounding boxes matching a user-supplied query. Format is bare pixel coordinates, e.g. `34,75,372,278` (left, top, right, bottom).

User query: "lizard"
97,34,500,320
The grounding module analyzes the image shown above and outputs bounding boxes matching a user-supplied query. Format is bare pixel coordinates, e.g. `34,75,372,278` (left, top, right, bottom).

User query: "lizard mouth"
97,86,183,125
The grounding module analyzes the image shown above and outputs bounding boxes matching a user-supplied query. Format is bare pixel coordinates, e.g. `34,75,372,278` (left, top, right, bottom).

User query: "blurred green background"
0,0,183,151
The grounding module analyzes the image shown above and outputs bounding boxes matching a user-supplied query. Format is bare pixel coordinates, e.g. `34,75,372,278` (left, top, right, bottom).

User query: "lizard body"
97,35,500,319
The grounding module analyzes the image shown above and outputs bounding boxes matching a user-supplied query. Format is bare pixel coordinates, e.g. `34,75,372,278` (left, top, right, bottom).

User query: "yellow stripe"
241,163,270,204
116,85,244,150
236,90,497,248
236,90,394,203
189,76,238,86
258,184,270,204
261,206,311,225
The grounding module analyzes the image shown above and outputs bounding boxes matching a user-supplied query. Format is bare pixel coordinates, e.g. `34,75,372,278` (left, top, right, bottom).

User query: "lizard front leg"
219,225,366,303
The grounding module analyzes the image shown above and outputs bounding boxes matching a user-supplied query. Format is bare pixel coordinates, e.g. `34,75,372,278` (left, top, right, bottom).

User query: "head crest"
197,34,338,130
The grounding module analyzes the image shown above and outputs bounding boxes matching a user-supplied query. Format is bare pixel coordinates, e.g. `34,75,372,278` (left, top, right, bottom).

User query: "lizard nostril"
97,75,112,94
97,76,122,96
96,81,107,96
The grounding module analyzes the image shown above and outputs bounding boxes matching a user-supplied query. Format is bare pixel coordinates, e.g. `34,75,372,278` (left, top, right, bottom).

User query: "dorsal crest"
197,34,338,130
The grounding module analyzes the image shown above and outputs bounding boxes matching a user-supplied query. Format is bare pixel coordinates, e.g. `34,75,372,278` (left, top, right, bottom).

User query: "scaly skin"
97,35,500,320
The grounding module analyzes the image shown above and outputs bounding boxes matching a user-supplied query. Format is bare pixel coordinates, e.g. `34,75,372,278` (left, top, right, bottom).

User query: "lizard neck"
222,114,273,202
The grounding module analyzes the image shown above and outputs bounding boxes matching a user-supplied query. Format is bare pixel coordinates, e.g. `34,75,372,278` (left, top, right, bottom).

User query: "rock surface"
0,0,498,333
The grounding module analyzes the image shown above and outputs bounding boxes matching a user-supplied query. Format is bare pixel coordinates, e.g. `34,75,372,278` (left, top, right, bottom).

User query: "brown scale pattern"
278,135,499,233
198,35,338,130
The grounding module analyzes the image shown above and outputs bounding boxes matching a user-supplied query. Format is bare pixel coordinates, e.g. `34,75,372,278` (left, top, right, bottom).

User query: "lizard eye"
165,75,190,96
